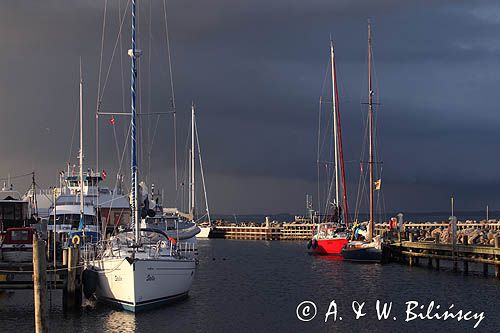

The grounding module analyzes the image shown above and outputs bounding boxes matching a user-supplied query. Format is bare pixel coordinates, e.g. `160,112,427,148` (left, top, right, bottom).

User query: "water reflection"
102,309,136,332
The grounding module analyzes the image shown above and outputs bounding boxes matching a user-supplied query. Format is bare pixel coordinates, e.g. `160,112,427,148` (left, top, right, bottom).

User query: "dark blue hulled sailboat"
342,21,382,263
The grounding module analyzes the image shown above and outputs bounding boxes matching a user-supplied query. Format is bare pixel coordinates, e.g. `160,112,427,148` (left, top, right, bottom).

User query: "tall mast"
130,0,140,243
332,45,349,227
368,20,374,242
79,58,85,230
190,103,196,220
330,41,340,210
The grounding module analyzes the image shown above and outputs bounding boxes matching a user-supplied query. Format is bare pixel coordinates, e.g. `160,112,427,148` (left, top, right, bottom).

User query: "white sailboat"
87,0,196,312
189,104,213,239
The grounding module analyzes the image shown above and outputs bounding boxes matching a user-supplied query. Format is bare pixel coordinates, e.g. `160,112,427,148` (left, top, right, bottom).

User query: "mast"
79,58,85,230
368,20,374,242
330,41,340,211
194,115,211,225
130,0,140,244
331,44,349,227
190,103,196,220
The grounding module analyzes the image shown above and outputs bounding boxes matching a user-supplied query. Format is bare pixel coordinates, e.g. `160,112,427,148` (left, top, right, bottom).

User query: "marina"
2,0,500,332
2,239,500,331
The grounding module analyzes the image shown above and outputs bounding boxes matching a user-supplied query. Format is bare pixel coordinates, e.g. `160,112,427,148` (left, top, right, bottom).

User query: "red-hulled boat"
0,227,35,262
308,223,348,255
307,40,350,256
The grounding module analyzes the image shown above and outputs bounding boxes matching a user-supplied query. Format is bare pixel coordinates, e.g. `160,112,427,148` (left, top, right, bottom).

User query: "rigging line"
317,56,331,217
99,0,131,104
115,121,133,195
195,117,211,223
317,57,333,160
112,121,121,168
147,0,152,183
67,99,79,166
318,99,334,165
0,172,35,182
95,0,109,238
96,0,108,111
178,123,192,209
317,97,322,217
163,0,178,192
354,107,369,220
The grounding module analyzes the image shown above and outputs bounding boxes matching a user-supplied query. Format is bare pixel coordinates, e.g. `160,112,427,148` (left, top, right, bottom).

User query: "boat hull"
310,238,348,255
93,257,196,312
341,246,382,263
1,246,33,262
196,226,211,238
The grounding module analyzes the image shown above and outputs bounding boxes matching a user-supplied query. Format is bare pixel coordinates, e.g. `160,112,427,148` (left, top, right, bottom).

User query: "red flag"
109,116,115,126
102,169,107,180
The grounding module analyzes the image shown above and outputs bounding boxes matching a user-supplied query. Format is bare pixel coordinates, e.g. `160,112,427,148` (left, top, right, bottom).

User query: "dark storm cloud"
1,0,500,214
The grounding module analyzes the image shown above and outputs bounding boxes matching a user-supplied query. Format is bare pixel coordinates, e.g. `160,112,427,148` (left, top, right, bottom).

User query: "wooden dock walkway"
383,223,500,278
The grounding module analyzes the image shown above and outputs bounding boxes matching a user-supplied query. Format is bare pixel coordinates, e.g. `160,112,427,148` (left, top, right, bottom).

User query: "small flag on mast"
374,179,381,191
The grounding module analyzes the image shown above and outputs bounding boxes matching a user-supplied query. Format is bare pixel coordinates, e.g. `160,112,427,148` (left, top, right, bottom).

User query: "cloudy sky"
1,0,500,215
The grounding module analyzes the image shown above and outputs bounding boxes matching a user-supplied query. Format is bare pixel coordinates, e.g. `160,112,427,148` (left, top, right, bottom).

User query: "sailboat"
307,40,349,255
188,104,213,239
87,0,196,312
342,21,383,263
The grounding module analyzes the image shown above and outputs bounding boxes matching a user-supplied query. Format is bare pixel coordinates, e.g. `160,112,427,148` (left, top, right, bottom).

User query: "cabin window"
2,205,14,220
11,230,29,241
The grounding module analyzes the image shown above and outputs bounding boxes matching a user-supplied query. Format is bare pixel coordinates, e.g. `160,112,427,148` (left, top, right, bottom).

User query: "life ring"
72,235,81,246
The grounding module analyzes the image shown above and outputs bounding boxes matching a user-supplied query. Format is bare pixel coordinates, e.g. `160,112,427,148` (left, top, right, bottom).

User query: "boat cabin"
2,227,34,245
0,189,30,231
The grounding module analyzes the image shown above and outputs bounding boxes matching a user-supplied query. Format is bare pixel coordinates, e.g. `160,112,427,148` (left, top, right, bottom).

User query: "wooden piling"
434,234,440,270
495,237,500,279
64,245,81,311
62,248,68,267
33,236,48,333
408,233,414,266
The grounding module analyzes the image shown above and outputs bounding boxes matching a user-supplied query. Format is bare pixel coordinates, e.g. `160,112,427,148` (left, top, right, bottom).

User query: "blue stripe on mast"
131,0,138,235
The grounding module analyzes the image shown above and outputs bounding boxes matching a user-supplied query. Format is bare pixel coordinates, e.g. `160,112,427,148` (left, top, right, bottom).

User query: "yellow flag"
374,179,381,190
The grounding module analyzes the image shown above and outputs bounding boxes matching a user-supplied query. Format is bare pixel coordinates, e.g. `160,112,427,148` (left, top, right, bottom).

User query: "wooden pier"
382,221,500,278
0,236,83,333
211,223,316,240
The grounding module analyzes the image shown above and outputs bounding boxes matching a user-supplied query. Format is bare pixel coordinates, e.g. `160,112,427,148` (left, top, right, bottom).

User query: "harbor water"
1,239,499,332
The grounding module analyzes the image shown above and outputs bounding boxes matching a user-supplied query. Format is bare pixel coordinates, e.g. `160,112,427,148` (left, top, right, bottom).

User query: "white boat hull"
93,256,196,312
196,226,211,238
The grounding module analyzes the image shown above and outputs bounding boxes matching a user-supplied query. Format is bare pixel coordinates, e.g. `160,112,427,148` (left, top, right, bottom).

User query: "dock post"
33,235,48,333
62,248,68,267
64,245,81,311
495,237,500,279
408,233,414,266
463,234,469,274
434,234,440,270
451,216,458,272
